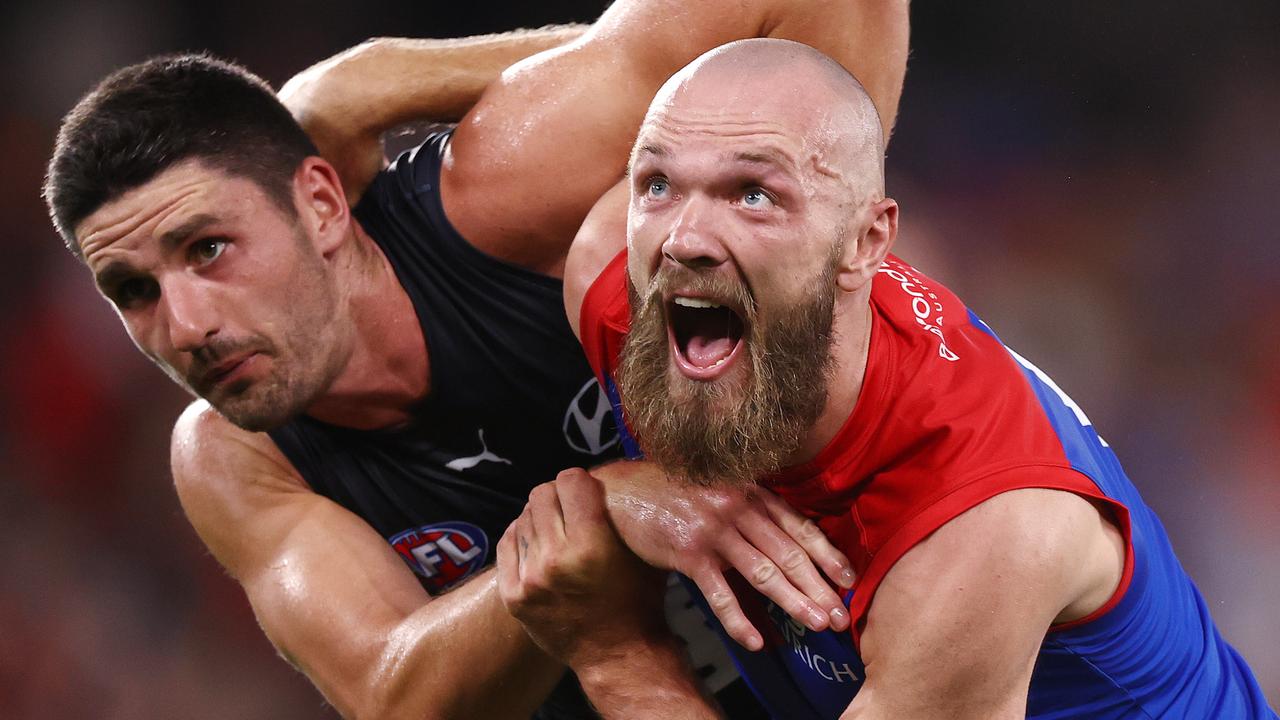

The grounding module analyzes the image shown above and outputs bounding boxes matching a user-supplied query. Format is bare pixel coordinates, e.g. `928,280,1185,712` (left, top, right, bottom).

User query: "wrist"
574,632,704,700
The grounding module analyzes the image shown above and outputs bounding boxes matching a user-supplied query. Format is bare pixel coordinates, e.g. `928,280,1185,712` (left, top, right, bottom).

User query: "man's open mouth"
667,296,746,379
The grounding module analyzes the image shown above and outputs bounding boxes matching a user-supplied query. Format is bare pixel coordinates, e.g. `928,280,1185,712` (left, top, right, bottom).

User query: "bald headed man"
500,39,1278,719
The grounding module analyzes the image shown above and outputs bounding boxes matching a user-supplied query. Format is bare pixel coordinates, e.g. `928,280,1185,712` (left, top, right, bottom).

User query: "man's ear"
292,156,350,257
837,197,898,293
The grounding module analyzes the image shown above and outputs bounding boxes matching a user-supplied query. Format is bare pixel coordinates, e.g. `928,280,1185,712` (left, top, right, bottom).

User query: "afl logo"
564,378,620,455
389,521,489,594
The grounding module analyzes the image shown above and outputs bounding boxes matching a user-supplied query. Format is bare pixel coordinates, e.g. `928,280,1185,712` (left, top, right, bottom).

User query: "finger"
496,525,522,605
689,566,763,651
554,468,608,543
760,490,856,590
719,529,832,634
735,507,850,632
511,509,536,581
527,482,567,543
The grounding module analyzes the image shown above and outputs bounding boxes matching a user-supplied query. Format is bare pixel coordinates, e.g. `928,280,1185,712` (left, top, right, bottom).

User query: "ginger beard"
618,242,841,487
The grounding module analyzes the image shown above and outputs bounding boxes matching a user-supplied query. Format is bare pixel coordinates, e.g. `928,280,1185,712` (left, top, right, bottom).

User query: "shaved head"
635,38,886,203
621,39,901,485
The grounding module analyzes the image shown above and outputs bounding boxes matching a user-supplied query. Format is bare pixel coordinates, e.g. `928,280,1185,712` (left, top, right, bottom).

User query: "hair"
44,53,318,257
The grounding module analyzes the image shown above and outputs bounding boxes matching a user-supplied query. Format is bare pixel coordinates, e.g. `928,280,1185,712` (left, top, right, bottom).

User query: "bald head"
637,38,886,201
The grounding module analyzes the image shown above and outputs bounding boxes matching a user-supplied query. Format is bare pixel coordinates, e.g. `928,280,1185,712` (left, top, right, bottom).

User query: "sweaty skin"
62,3,912,719
552,39,1126,719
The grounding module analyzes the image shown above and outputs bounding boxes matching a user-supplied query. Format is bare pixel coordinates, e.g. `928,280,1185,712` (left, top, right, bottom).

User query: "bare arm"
278,27,586,204
536,486,1123,719
445,0,911,274
564,0,909,321
596,459,855,650
497,470,724,720
170,401,564,719
841,488,1125,719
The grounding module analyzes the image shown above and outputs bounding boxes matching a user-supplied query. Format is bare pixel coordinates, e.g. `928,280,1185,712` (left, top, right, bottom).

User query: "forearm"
176,411,569,720
282,26,585,138
574,634,722,719
280,26,584,203
367,570,567,719
249,558,565,719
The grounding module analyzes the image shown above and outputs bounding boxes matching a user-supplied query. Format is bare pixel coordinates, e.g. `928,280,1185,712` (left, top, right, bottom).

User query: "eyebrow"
94,260,137,292
92,213,222,290
159,213,220,249
636,143,667,159
730,148,796,172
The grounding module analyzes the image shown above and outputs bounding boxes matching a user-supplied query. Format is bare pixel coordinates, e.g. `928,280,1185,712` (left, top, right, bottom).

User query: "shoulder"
170,400,303,490
868,486,1124,646
850,487,1124,716
564,179,629,338
170,401,312,572
885,488,1113,594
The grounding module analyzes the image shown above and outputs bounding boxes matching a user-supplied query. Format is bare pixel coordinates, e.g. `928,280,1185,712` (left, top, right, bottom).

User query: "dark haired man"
498,39,1279,718
44,2,909,718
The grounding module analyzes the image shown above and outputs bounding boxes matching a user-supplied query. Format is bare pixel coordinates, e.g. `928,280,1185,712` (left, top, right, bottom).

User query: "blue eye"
647,178,670,197
743,188,771,207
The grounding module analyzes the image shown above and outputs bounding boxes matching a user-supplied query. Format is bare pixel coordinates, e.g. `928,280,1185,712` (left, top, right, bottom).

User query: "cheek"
125,318,179,369
744,237,829,304
627,211,664,258
626,213,669,285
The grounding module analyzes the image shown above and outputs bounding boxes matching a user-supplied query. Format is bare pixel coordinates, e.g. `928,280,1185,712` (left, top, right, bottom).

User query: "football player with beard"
501,39,1279,719
44,3,909,718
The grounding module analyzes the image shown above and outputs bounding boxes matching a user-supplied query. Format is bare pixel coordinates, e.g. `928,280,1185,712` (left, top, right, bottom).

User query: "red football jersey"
580,251,1276,719
579,251,1131,639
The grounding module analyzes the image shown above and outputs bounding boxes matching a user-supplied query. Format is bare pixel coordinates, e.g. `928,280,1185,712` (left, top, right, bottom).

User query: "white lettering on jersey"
878,261,960,362
768,603,865,685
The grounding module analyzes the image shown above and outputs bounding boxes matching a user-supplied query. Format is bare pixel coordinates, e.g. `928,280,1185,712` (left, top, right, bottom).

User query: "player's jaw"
619,260,838,487
156,325,332,432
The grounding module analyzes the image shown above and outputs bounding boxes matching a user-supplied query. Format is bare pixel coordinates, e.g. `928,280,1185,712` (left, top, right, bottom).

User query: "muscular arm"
497,470,725,720
542,487,1123,719
563,1,908,326
445,0,910,273
842,488,1125,719
170,401,564,719
278,27,586,204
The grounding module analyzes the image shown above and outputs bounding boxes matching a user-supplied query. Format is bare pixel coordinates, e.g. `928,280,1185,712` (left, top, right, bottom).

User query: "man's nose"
161,278,219,352
662,196,728,270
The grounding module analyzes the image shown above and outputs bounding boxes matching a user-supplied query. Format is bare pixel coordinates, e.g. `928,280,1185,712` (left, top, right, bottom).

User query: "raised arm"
170,401,565,719
278,27,586,204
445,0,911,273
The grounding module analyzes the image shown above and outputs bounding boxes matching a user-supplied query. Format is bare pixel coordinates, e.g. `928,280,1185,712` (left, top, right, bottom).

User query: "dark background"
1,1,1276,717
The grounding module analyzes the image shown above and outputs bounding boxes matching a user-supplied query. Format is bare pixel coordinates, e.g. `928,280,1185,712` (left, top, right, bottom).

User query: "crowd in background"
0,1,1276,717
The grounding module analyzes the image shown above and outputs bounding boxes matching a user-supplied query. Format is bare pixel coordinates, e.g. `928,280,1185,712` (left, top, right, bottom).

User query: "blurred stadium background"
0,1,1276,717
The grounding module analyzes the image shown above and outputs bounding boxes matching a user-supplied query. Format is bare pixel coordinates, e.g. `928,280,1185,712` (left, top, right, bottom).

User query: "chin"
211,383,308,433
668,363,748,406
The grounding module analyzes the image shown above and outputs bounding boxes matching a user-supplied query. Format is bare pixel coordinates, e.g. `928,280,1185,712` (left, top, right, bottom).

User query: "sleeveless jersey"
580,250,1277,719
267,131,624,719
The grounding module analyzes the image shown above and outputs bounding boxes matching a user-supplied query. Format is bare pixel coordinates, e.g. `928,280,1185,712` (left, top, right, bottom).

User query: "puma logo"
445,429,513,471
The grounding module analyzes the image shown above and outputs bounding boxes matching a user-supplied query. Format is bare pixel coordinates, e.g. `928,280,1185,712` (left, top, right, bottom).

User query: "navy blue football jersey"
268,130,625,719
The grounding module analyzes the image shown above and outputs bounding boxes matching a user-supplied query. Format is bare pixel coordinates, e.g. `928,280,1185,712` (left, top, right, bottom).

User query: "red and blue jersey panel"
579,251,1276,718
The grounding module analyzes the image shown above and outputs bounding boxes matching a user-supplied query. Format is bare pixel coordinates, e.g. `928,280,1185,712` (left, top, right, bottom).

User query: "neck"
787,289,873,465
305,223,430,429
